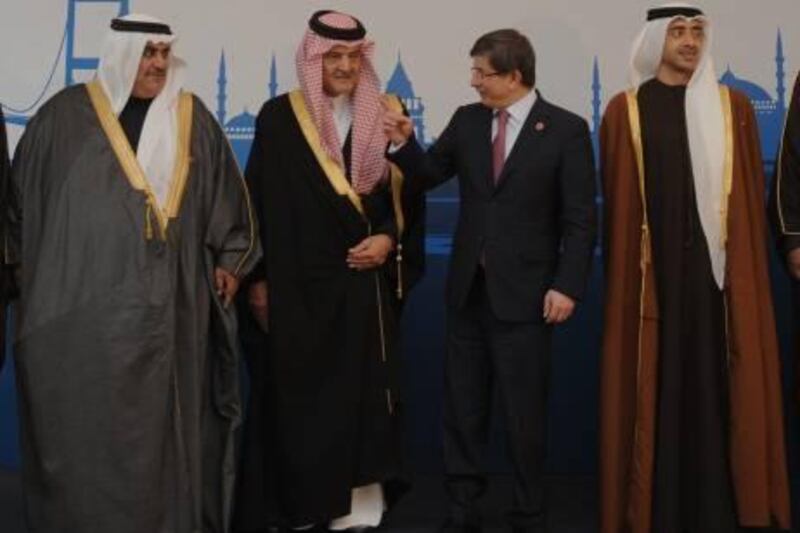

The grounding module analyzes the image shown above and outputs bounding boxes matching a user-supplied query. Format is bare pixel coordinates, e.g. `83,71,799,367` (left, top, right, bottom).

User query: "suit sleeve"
373,98,414,242
551,118,597,300
387,106,462,194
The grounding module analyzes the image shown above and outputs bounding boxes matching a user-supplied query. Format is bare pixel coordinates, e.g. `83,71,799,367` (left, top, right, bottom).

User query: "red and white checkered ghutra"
295,11,389,195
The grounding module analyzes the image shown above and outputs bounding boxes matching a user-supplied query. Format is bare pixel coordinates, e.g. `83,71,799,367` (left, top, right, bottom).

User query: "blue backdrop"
0,0,798,480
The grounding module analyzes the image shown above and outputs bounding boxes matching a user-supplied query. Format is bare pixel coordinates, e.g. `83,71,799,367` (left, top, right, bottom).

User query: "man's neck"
127,95,155,105
496,86,533,110
330,93,351,108
656,65,693,86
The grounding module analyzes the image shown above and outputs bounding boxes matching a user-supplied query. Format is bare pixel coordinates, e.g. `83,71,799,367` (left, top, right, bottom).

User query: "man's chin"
132,85,165,99
478,96,497,108
678,63,699,76
324,84,356,98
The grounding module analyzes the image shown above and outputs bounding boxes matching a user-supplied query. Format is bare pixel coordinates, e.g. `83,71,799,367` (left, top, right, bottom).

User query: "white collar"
501,88,537,123
330,94,352,118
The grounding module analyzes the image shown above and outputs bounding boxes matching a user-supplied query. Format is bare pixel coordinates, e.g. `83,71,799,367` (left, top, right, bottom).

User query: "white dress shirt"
493,88,537,158
330,94,353,148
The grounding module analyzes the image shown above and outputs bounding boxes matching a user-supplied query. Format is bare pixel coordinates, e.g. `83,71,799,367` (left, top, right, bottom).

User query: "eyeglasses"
470,68,505,81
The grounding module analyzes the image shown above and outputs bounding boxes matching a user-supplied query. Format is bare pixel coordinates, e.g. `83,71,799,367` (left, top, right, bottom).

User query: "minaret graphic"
590,57,603,257
776,29,786,116
269,53,279,99
217,51,227,125
215,47,260,167
591,56,602,164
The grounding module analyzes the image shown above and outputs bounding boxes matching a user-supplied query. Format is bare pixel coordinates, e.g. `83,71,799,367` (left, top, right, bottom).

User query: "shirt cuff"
387,140,407,154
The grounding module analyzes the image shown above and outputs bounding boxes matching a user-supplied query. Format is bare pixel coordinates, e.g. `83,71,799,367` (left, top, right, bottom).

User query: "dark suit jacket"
389,92,597,322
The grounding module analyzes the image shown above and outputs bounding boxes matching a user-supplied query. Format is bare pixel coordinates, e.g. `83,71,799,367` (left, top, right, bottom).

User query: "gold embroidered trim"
164,93,193,219
720,86,734,246
85,80,193,240
385,93,408,299
288,90,364,215
624,89,651,392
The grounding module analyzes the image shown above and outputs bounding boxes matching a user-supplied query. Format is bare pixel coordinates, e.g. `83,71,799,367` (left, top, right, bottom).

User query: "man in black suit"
384,29,596,533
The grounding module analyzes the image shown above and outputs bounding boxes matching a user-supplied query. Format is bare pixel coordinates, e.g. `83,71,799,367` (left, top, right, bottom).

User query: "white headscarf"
96,13,187,210
629,2,727,289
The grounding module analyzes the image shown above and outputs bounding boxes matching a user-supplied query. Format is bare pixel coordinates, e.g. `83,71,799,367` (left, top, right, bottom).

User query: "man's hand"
788,248,800,280
347,234,394,271
248,281,269,333
543,289,575,324
382,97,414,146
214,267,240,309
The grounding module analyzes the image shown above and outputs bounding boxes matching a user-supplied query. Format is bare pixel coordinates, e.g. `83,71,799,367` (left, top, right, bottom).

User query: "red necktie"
492,108,509,184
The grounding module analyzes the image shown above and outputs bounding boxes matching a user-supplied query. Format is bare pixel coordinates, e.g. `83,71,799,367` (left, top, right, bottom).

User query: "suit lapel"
474,105,495,195
494,93,550,193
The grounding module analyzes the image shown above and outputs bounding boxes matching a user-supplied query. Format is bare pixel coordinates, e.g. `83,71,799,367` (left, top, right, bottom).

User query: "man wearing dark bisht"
9,13,259,533
0,107,11,372
769,72,800,411
599,3,790,532
235,9,425,533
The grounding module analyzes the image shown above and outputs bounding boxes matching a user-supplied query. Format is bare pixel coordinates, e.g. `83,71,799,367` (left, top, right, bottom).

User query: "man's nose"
469,72,482,88
683,33,700,47
153,53,168,69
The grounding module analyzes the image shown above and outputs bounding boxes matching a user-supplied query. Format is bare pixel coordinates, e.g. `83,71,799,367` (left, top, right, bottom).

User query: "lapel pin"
535,121,546,132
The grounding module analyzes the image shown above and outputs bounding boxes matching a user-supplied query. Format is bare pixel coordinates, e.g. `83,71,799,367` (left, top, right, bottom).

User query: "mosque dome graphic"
718,30,787,173
720,67,784,164
224,110,257,165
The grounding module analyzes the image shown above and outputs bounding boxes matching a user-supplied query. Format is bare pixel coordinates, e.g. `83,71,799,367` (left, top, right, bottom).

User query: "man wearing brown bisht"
599,3,790,532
